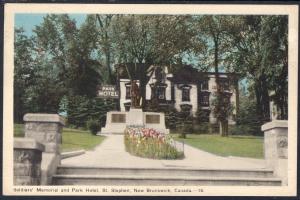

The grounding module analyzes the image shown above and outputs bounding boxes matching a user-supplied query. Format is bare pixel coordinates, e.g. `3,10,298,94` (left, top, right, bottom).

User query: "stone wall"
14,138,44,185
14,113,65,185
262,120,288,185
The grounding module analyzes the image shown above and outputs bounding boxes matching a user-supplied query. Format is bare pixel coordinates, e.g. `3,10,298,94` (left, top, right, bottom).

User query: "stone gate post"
23,113,65,185
262,120,288,185
14,138,44,185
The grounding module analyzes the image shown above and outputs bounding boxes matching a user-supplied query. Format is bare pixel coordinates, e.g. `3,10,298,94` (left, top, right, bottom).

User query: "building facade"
118,65,239,125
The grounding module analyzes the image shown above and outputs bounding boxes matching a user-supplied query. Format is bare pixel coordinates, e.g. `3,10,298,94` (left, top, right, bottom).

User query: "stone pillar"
261,120,288,185
24,113,65,154
23,113,65,185
14,138,45,185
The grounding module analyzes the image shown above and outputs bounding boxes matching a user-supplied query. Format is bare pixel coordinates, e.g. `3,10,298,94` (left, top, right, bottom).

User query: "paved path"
62,134,268,170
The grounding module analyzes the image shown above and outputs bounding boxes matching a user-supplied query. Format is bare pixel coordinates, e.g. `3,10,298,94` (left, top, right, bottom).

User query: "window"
202,110,210,122
124,102,131,111
150,84,167,101
182,87,190,102
223,95,231,104
200,93,210,106
219,79,230,91
157,87,166,100
202,80,209,90
125,85,131,99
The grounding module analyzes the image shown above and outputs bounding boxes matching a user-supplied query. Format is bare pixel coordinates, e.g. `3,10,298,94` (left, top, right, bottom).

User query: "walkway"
62,134,267,170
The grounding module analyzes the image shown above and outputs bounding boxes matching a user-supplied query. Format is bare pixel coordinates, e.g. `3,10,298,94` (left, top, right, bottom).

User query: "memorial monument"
100,81,169,134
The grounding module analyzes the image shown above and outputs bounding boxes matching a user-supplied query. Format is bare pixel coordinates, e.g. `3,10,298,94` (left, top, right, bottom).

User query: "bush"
124,127,184,159
229,124,263,136
67,95,116,128
164,107,178,130
234,93,264,136
192,122,210,134
86,119,101,135
191,121,221,134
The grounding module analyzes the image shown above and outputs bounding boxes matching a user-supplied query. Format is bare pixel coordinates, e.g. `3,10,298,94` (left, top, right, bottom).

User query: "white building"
117,64,239,125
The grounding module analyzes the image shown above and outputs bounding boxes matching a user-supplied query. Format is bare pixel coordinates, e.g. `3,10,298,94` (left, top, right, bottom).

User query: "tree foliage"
14,14,288,131
14,28,36,122
112,15,195,107
227,16,288,121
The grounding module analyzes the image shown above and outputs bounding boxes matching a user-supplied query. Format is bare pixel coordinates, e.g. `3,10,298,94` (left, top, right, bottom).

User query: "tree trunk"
105,50,112,84
219,120,228,136
254,74,270,123
214,38,220,88
138,63,152,109
234,76,240,115
261,75,270,122
213,36,225,136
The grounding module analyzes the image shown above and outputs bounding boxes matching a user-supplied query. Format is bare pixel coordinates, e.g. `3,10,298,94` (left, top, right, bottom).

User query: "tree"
14,14,106,124
112,15,195,108
95,14,114,84
14,28,35,122
69,15,103,97
227,15,288,122
235,90,262,135
260,16,288,120
194,16,236,136
34,14,102,98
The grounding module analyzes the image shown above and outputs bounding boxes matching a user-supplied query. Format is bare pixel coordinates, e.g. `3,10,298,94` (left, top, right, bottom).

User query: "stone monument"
101,80,169,134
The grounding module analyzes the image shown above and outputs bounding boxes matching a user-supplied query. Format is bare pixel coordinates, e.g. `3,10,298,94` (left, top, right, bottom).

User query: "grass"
13,124,105,152
14,123,25,137
173,133,264,159
62,128,105,152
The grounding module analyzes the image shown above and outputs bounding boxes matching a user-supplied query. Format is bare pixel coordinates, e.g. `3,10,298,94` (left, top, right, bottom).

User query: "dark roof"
116,63,239,83
172,65,203,84
202,71,240,77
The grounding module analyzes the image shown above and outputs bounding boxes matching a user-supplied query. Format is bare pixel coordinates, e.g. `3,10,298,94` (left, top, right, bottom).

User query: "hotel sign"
97,85,119,99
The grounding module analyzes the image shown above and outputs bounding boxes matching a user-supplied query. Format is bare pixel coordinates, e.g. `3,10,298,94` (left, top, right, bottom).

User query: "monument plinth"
127,108,144,127
101,107,169,135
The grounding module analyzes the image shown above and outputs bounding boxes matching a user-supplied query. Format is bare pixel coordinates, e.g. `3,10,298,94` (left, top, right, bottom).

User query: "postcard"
3,3,298,196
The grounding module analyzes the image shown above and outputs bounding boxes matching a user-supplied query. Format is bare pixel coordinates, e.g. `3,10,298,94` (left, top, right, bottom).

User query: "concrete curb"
61,150,85,159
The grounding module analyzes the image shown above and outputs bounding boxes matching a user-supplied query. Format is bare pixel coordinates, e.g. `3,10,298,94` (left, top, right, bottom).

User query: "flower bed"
124,127,184,159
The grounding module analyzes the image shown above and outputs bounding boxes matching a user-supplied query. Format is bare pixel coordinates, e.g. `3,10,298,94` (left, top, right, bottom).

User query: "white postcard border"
3,3,298,196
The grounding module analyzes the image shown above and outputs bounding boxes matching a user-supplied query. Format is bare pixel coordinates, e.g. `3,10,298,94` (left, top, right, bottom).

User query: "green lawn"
62,128,105,152
13,124,105,152
173,134,264,159
14,123,25,137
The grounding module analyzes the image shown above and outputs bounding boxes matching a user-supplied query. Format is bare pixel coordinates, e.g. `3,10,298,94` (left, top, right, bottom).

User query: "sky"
15,14,86,36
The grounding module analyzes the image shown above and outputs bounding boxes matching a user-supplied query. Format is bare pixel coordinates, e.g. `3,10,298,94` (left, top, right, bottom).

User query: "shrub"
193,122,221,134
192,122,210,134
229,124,262,136
164,107,178,130
86,119,101,135
67,95,116,128
124,127,184,159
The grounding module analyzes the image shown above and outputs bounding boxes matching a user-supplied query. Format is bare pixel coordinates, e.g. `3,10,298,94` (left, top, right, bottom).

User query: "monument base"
101,108,169,134
127,108,144,127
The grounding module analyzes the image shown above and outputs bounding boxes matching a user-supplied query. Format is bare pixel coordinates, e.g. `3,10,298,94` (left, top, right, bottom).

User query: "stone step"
56,165,274,178
52,174,282,186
